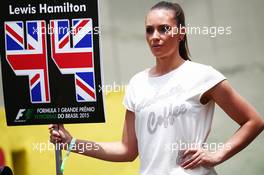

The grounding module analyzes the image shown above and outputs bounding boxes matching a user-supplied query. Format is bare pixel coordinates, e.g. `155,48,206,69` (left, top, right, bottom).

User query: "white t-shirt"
123,60,226,175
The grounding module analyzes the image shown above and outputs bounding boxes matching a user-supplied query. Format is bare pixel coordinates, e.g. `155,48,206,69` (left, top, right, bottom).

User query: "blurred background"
0,0,263,174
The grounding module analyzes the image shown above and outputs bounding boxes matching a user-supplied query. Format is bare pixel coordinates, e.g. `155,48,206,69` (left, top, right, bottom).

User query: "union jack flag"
4,20,50,103
50,18,96,102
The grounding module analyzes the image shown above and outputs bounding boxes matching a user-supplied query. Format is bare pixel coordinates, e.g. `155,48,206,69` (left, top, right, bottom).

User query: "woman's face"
145,9,182,58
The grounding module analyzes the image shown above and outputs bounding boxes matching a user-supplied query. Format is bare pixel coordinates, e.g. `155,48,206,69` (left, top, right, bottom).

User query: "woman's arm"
49,110,138,162
181,80,264,169
207,80,264,163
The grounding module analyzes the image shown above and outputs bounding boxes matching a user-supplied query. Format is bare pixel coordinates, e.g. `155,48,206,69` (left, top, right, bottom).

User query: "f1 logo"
16,109,26,120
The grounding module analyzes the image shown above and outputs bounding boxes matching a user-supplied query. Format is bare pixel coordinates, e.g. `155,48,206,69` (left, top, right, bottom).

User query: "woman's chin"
152,51,165,58
152,53,169,59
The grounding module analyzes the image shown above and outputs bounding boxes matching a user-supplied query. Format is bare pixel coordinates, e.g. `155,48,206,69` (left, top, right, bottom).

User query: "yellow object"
0,92,139,175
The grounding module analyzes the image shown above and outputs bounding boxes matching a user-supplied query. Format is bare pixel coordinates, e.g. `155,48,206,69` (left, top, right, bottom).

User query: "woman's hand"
180,148,222,169
48,124,73,149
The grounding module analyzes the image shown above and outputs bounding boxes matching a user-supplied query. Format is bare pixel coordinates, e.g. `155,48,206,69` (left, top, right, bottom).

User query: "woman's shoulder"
187,60,211,70
186,60,220,74
128,68,150,84
187,60,226,82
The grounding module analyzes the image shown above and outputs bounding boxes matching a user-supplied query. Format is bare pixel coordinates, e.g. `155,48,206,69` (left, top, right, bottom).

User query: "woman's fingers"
183,154,202,169
180,149,218,169
48,124,72,145
48,124,55,132
51,129,60,137
182,149,197,160
188,159,203,169
49,124,62,143
180,150,200,167
49,134,62,143
58,124,65,130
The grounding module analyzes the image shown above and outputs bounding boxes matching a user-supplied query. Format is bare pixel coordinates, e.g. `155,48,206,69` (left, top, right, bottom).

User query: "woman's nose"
151,29,160,40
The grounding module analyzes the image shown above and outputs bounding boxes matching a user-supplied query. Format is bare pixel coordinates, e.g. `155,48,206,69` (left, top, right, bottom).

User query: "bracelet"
60,138,77,173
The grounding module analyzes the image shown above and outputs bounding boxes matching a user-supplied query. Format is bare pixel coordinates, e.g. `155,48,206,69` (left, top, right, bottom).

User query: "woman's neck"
150,53,185,76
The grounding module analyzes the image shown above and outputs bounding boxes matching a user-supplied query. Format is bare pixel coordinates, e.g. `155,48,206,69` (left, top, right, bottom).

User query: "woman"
49,1,264,175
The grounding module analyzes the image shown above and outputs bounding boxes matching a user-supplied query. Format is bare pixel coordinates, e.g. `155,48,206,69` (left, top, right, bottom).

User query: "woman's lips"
152,44,162,49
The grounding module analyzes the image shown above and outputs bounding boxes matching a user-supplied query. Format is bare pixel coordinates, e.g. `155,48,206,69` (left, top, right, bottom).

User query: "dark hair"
151,1,191,61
